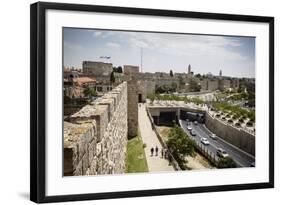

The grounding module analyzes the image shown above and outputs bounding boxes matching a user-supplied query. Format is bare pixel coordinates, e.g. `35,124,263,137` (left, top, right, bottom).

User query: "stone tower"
219,70,222,77
127,80,138,138
188,64,191,74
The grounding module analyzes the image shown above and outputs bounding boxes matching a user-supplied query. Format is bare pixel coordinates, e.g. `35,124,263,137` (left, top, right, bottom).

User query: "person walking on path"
155,146,159,156
168,154,172,166
161,148,164,158
138,103,175,171
150,147,154,156
164,149,168,159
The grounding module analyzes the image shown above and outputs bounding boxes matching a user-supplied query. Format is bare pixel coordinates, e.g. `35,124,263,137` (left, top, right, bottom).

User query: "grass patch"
125,132,148,173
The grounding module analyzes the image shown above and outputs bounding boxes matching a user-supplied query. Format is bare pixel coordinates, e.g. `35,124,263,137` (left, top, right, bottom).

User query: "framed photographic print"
30,2,274,203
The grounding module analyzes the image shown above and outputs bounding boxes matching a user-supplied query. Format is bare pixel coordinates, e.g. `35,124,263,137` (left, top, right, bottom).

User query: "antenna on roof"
100,56,111,63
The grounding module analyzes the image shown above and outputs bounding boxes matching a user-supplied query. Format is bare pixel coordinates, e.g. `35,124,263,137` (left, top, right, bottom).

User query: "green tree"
178,76,185,90
189,78,201,92
83,86,97,97
171,82,177,92
110,71,115,84
170,69,174,77
147,94,155,104
166,125,196,169
113,66,123,73
217,157,237,168
118,66,123,73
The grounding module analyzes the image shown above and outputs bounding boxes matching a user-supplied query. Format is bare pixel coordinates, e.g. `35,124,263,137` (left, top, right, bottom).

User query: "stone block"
97,97,115,122
82,152,89,175
88,139,97,163
96,142,102,156
73,160,83,176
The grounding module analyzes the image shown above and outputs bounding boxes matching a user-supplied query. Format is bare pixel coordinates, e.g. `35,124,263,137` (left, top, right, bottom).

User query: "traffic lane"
197,124,255,166
181,120,251,167
190,123,219,159
180,121,219,161
199,123,255,162
194,124,251,167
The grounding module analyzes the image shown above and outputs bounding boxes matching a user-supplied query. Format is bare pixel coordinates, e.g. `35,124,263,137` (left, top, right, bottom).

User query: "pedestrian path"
138,103,175,172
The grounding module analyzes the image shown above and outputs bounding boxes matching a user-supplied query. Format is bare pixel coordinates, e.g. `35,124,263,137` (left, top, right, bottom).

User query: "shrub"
166,126,196,169
217,157,237,168
246,121,253,127
239,118,244,123
235,122,241,127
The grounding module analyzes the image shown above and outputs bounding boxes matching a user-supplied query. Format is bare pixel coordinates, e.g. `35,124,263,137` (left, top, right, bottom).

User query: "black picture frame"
30,1,274,203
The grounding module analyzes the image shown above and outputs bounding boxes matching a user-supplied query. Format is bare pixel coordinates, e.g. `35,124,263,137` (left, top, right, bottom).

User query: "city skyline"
63,28,255,78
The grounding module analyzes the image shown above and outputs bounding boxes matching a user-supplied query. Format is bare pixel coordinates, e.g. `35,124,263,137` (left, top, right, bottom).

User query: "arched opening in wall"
138,93,142,103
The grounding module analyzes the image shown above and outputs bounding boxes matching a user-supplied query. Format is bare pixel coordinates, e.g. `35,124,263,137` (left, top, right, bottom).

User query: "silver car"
216,148,229,158
209,133,217,140
201,137,210,145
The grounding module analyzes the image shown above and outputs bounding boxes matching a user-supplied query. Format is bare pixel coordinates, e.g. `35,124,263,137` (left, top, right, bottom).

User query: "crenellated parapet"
64,82,128,176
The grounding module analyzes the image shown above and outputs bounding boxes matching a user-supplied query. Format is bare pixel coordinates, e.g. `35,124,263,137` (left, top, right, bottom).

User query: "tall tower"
218,69,224,91
188,64,191,74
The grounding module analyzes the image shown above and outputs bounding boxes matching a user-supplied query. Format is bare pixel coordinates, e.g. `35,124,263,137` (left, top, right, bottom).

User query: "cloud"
93,31,102,37
106,42,120,48
129,37,149,48
64,41,83,50
124,32,246,61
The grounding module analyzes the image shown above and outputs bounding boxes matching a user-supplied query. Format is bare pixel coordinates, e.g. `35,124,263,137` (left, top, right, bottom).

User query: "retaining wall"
205,111,255,156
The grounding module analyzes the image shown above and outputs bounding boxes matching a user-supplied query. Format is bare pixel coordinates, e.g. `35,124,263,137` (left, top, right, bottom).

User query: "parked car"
209,133,217,140
200,137,210,145
191,130,196,136
216,148,229,158
187,126,192,130
194,121,198,125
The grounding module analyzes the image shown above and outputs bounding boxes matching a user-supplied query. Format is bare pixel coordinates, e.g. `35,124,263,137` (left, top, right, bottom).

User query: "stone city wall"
82,61,112,75
205,111,255,156
127,81,138,138
64,82,128,176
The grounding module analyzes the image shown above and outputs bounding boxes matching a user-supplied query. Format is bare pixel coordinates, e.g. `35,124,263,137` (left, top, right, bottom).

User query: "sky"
63,28,255,78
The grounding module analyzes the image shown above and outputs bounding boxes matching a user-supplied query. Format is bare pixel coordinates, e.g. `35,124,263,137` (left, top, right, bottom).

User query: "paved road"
138,103,174,172
179,120,255,167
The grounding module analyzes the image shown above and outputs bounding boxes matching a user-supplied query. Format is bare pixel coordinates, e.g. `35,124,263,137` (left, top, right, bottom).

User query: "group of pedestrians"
150,146,168,159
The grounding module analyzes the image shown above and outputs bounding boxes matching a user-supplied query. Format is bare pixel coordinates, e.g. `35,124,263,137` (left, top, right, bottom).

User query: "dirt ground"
156,126,172,142
156,126,214,170
185,153,214,170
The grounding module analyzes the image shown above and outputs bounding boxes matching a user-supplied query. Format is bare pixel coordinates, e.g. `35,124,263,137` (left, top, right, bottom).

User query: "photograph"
63,28,256,176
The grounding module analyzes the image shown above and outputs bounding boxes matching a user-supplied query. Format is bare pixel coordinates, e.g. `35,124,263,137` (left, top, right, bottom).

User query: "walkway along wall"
146,107,181,171
64,82,128,176
205,111,255,156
